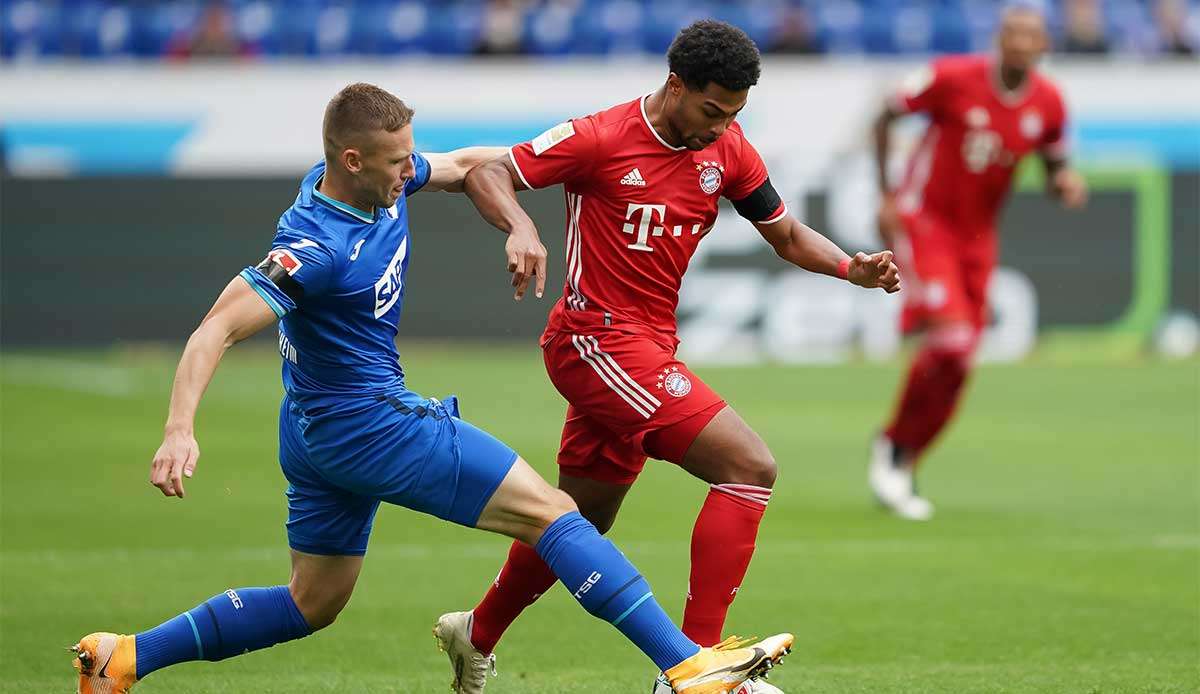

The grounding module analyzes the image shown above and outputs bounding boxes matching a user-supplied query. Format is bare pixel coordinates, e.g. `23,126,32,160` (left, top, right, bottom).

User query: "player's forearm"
163,323,232,435
873,107,898,193
464,159,538,236
439,147,509,192
771,218,850,278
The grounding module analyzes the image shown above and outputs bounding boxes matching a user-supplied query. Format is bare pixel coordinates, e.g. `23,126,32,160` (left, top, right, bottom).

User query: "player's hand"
505,228,548,301
150,428,199,499
877,192,903,247
848,250,901,294
1051,169,1088,209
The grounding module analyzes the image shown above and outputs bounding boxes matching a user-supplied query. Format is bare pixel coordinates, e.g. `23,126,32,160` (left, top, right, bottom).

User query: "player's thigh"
556,404,649,487
544,330,726,465
897,214,975,330
288,550,364,629
675,405,777,488
475,456,578,545
279,399,382,559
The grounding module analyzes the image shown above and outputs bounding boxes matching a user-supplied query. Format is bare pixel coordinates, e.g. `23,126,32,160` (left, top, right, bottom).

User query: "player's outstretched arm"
421,147,508,193
150,277,278,499
873,104,906,247
463,156,548,301
755,215,901,293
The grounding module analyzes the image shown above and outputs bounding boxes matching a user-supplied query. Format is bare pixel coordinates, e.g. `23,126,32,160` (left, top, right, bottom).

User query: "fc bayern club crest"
696,161,724,195
657,366,692,398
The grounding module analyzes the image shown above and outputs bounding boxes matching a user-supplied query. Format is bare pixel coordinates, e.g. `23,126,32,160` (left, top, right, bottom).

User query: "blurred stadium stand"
2,0,1196,61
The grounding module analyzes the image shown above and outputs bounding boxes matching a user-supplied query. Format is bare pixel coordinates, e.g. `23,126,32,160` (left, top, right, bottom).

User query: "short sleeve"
1040,88,1070,160
723,134,787,224
888,61,948,115
725,134,770,201
508,116,599,189
405,152,432,196
240,228,338,317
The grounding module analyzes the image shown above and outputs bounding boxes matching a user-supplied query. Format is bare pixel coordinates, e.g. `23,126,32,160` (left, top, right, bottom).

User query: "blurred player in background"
69,82,794,694
870,3,1088,520
435,20,900,694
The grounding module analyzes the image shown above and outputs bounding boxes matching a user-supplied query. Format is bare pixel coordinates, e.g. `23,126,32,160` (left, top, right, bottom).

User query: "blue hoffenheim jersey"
240,156,432,410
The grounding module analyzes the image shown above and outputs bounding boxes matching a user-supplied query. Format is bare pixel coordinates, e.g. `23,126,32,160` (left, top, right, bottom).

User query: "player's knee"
578,505,619,535
544,488,579,523
288,579,353,632
925,323,979,371
720,442,777,488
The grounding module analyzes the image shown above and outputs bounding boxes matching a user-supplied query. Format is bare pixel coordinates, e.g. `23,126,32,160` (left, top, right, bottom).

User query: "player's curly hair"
667,20,761,92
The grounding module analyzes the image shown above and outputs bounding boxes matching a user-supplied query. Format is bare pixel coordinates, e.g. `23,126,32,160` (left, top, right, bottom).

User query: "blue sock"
535,511,700,671
134,586,311,679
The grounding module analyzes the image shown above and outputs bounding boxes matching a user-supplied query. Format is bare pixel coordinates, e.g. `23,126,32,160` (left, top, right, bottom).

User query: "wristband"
836,258,851,281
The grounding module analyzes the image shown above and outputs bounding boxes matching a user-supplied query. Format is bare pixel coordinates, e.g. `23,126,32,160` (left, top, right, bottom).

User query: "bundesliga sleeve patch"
898,65,934,99
531,121,576,156
265,248,303,275
255,248,305,302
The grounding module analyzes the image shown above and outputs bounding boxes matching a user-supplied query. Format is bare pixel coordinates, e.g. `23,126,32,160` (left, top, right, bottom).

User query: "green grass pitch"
1,345,1197,693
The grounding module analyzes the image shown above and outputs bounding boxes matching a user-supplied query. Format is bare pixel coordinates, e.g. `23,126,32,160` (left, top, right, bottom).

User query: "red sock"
885,331,975,458
469,541,557,654
681,484,771,647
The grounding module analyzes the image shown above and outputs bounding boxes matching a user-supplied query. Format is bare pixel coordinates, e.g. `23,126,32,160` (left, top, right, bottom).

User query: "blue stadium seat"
2,0,66,59
642,0,714,54
572,0,646,55
931,2,971,53
351,0,433,56
813,0,865,54
425,1,484,55
523,1,582,56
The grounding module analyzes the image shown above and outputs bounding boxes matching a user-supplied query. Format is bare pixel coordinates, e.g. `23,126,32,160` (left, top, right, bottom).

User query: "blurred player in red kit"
432,19,901,694
870,3,1088,520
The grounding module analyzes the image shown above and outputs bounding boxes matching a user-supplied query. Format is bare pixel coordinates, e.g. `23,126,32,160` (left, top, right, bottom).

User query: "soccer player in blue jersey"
69,83,792,694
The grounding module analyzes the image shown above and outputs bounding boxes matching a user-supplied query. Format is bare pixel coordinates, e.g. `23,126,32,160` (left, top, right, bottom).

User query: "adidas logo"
620,168,647,186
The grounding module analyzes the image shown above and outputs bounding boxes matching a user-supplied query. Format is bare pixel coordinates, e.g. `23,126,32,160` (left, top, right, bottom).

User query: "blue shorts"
278,392,518,556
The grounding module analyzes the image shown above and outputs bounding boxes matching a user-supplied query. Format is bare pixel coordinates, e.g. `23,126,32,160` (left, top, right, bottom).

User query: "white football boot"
433,611,496,694
869,435,934,521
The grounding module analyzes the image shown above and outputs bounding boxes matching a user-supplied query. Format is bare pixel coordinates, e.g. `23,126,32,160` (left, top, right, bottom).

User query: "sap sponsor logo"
574,571,602,599
374,237,409,319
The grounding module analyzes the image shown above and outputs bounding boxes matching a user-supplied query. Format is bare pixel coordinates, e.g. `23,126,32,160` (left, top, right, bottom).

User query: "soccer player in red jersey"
432,20,900,694
869,4,1088,520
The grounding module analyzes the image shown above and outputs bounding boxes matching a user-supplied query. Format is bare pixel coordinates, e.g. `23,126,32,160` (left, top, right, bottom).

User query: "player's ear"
343,148,363,174
666,73,684,98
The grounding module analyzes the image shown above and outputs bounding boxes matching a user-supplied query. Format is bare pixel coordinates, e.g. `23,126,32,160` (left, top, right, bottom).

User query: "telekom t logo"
622,203,703,252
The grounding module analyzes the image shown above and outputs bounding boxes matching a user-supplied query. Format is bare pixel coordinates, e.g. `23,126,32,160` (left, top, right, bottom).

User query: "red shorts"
542,329,726,486
895,212,997,334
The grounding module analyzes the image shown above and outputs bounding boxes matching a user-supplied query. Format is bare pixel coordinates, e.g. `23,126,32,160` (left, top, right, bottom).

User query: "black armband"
731,177,784,223
255,254,305,303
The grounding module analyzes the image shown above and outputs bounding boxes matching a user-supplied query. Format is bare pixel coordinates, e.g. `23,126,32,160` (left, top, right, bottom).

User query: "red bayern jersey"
890,54,1068,232
510,95,786,342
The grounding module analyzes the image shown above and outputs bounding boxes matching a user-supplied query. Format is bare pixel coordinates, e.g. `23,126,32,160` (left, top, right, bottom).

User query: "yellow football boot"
71,632,137,694
666,633,794,694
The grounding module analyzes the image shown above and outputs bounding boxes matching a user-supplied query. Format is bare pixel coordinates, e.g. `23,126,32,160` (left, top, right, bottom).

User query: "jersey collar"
313,176,376,223
988,56,1035,107
639,94,687,152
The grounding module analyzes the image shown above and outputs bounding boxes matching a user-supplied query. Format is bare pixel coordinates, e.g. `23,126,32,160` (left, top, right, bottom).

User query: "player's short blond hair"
322,83,415,161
